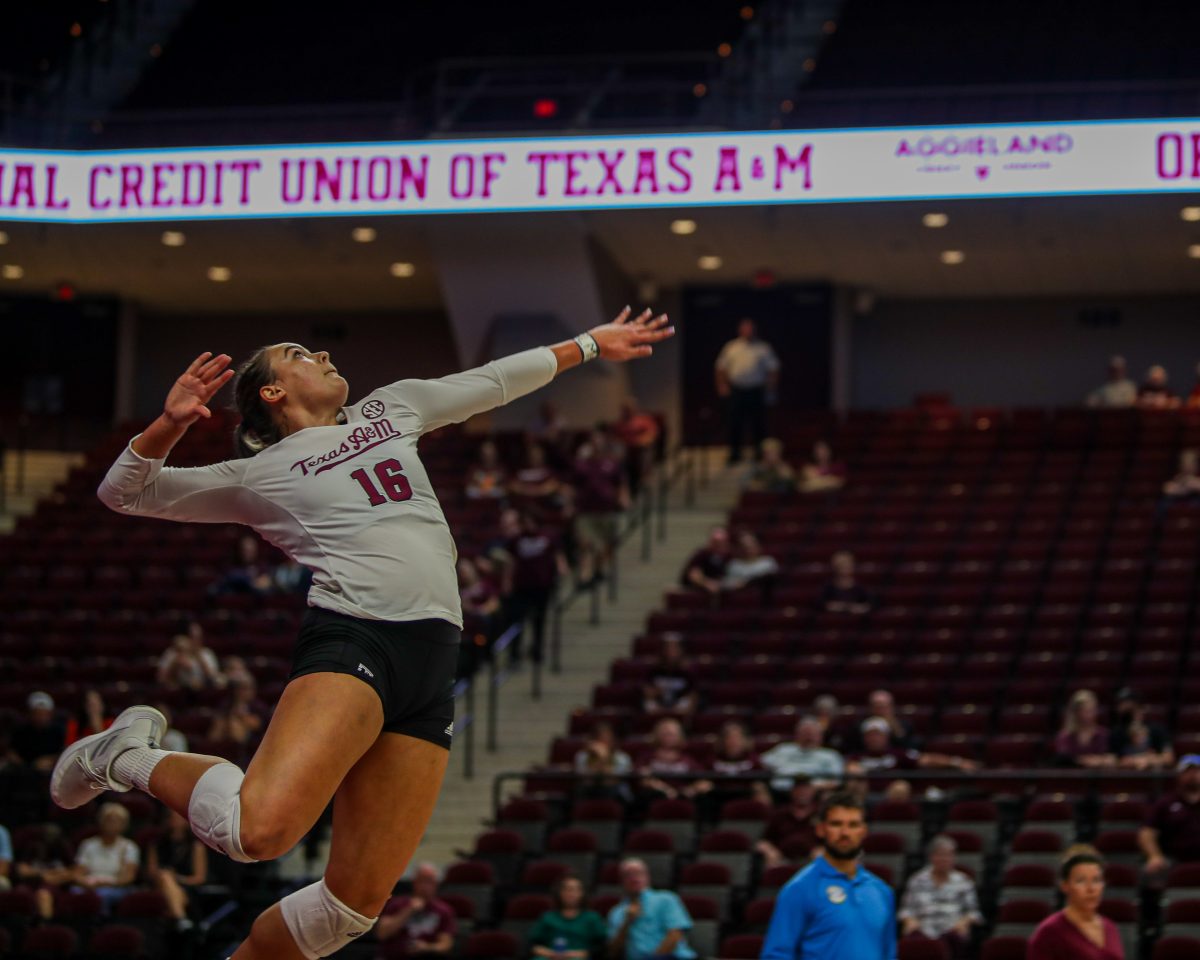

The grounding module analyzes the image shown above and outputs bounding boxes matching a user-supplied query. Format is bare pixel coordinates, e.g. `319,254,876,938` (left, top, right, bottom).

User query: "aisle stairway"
405,448,741,872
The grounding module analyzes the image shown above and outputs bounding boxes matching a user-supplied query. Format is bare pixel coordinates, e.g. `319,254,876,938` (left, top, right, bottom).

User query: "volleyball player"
50,308,673,959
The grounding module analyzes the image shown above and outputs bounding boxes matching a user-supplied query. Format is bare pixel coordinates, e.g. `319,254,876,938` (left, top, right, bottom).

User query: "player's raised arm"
133,351,236,460
392,306,674,435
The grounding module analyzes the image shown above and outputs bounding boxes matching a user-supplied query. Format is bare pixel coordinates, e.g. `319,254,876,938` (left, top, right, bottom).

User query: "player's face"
1061,863,1104,912
817,806,867,862
267,343,349,410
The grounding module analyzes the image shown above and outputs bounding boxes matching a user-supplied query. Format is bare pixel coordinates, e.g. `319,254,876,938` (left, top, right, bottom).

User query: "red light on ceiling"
533,98,559,119
55,282,77,301
752,269,776,289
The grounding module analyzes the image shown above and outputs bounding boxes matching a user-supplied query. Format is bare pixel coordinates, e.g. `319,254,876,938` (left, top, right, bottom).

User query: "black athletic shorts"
289,606,460,750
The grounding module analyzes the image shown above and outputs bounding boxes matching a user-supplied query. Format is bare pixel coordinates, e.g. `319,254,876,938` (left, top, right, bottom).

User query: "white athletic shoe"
50,705,166,809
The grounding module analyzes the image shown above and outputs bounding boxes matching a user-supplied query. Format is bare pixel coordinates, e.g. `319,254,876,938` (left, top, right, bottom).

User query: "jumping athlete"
50,308,674,959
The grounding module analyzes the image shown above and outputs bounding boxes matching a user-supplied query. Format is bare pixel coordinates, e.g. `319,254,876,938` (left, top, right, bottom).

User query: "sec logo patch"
825,885,847,904
361,399,385,419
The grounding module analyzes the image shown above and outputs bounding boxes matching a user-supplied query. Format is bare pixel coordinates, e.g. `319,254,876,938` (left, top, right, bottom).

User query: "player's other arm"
393,308,674,434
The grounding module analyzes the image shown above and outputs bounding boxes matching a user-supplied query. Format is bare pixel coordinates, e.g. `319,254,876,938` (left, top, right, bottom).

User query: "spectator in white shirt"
74,803,140,913
722,530,779,603
1086,355,1137,408
156,621,226,691
899,835,983,959
760,716,845,794
715,318,780,465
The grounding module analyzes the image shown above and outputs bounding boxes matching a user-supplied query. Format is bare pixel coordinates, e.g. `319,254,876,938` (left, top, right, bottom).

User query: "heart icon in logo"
975,166,990,179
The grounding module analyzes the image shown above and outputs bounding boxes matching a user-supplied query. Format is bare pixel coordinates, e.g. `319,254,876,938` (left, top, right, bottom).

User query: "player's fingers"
185,352,213,376
196,404,212,419
198,354,232,381
202,369,235,398
634,345,653,357
612,306,632,325
645,313,670,330
633,308,653,326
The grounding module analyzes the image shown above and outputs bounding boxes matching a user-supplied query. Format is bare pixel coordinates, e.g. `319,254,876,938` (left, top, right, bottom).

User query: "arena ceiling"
1,193,1199,313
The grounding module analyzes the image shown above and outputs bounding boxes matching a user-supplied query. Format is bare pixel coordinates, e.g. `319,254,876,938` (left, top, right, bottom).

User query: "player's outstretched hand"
164,351,236,427
590,307,674,362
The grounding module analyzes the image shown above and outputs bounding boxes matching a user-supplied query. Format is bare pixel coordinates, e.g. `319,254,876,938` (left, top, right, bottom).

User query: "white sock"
112,747,170,794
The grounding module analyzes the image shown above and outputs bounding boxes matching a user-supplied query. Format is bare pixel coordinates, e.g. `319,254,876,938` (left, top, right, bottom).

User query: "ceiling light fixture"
0,231,8,245
389,262,416,278
698,255,722,270
161,230,185,247
351,226,377,243
923,212,949,228
1188,244,1200,259
940,250,965,265
207,266,232,282
670,219,697,235
2,265,24,280
1182,207,1200,222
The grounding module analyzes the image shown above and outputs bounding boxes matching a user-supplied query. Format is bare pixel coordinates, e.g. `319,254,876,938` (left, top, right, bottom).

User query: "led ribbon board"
1,119,1199,223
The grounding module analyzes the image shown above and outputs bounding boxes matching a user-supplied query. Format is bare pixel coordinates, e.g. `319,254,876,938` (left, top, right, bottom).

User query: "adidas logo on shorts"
357,662,375,679
444,722,454,738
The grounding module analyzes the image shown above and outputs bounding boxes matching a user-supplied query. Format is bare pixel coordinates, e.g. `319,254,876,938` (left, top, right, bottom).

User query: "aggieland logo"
290,419,399,476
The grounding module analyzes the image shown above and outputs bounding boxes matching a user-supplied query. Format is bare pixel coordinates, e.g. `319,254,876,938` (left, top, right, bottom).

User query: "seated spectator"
211,534,277,595
153,703,189,753
1086,355,1137,408
509,442,563,514
849,689,914,751
851,717,978,775
746,438,798,494
757,778,820,868
208,675,268,746
812,694,848,752
222,656,256,689
13,823,75,920
643,635,698,716
74,803,139,913
574,722,634,803
679,526,731,596
760,716,845,792
721,530,779,600
272,558,311,594
899,835,983,960
1053,690,1113,768
458,557,502,620
1028,845,1124,960
607,858,695,960
818,551,874,614
375,862,456,959
465,439,508,500
157,621,226,691
64,689,113,746
1141,755,1200,877
9,691,65,771
530,874,608,960
0,823,10,891
503,511,568,667
636,718,711,802
147,810,206,930
1138,364,1180,409
613,400,661,493
1110,687,1174,770
573,428,629,586
799,440,846,494
710,720,768,804
1163,448,1200,501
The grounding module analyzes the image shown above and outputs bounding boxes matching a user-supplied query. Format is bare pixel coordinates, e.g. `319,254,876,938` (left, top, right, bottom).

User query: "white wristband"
574,331,600,362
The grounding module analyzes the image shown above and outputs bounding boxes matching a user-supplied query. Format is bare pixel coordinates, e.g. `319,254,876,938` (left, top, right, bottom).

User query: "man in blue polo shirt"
607,858,696,960
763,789,897,959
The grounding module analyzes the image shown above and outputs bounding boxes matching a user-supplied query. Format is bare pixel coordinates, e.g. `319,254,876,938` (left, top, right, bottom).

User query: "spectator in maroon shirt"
643,635,698,716
1138,365,1180,409
465,439,508,500
375,863,456,959
503,511,567,667
1141,755,1200,878
710,720,768,804
636,718,712,804
851,718,977,776
572,429,629,586
1053,690,1113,768
1028,845,1124,960
680,526,731,596
509,442,563,518
799,440,846,494
757,778,820,868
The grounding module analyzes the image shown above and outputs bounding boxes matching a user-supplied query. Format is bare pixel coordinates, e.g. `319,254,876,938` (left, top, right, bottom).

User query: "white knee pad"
280,880,376,960
187,763,257,864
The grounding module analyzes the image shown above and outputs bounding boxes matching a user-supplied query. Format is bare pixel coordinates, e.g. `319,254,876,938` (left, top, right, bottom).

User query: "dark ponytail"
232,346,281,458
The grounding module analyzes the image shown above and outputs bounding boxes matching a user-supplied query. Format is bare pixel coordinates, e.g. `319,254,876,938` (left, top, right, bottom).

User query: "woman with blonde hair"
1028,845,1123,959
1053,690,1113,768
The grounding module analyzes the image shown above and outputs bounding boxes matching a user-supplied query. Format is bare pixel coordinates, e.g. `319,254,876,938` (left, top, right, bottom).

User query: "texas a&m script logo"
361,399,386,419
290,419,399,476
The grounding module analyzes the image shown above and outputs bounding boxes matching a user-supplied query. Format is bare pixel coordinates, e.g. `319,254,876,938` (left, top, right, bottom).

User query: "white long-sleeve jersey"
98,347,559,627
